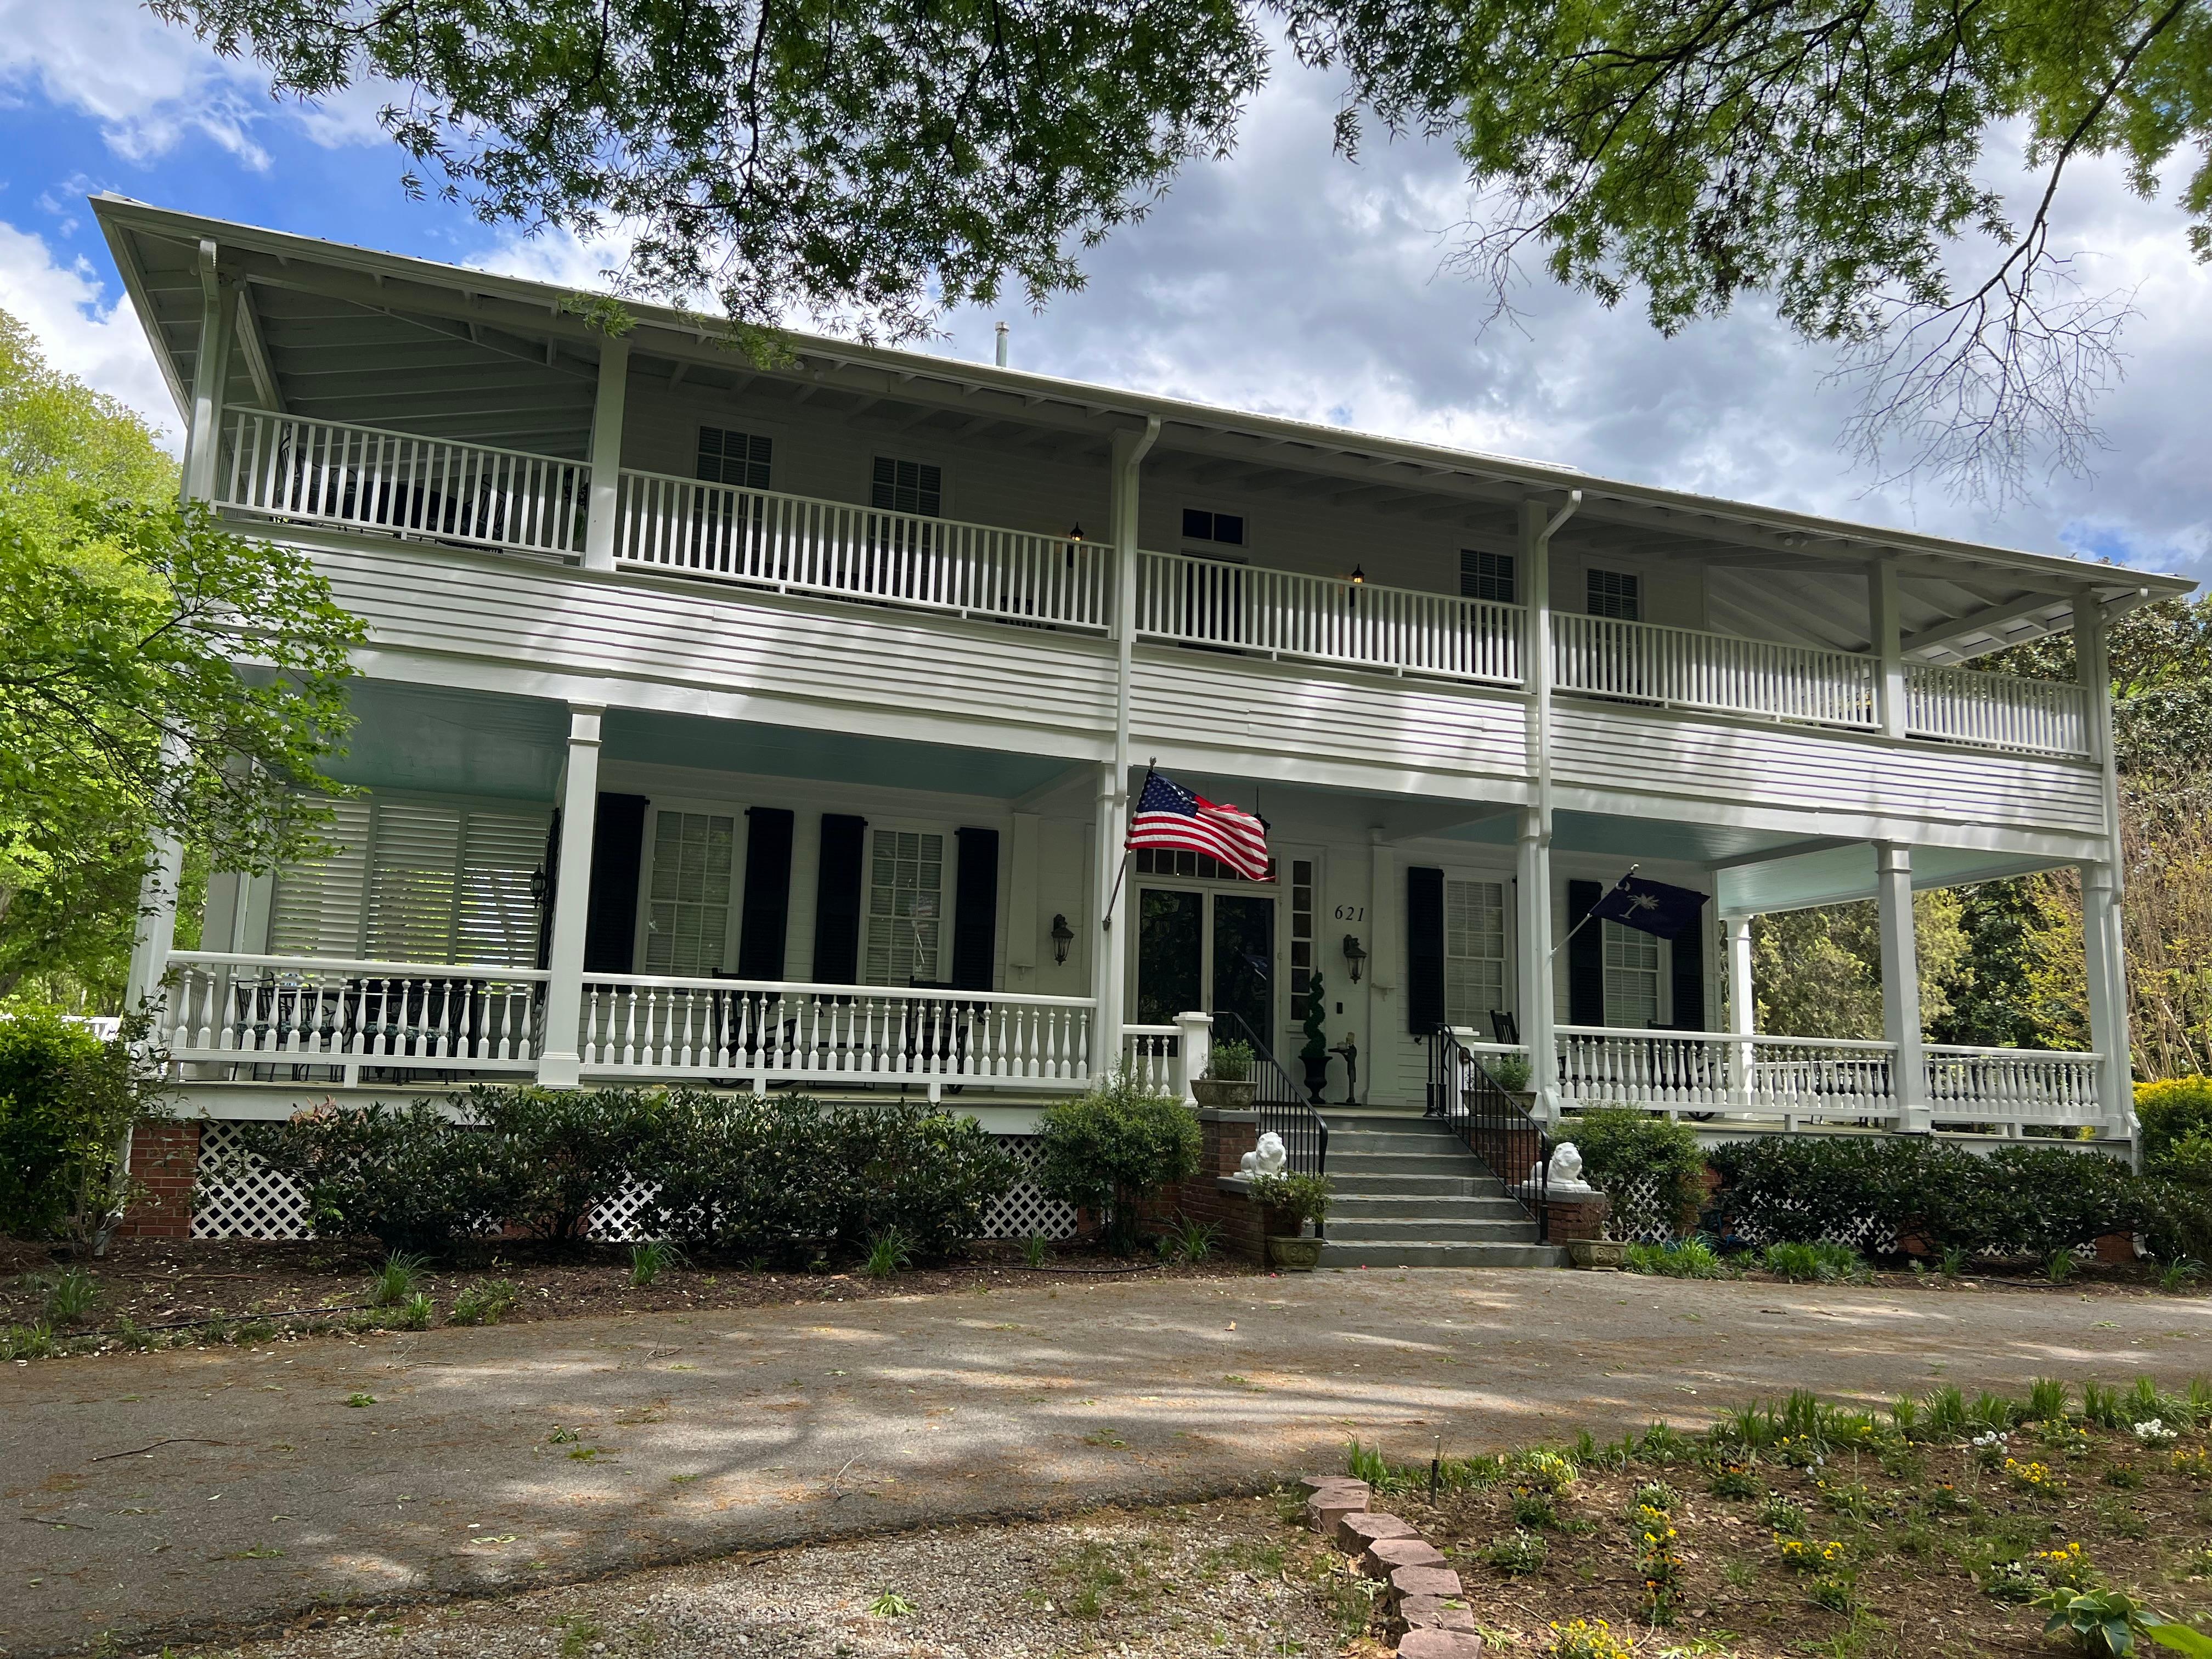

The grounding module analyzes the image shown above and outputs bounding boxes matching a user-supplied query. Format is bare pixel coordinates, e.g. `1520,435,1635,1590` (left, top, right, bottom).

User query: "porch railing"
1212,1011,1329,1178
1553,613,1878,731
1136,549,1523,685
1426,1029,1550,1240
162,951,548,1073
1124,1024,1181,1096
615,469,1112,630
217,410,589,558
579,976,1094,1091
1906,664,2090,757
1926,1045,2104,1129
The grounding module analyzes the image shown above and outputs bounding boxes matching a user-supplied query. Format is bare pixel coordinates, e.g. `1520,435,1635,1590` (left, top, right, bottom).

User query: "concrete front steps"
1316,1108,1568,1269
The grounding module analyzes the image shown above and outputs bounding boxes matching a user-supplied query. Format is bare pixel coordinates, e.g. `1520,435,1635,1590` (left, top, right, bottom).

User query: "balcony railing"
1907,664,2090,757
614,469,1112,631
218,410,588,558
1554,613,1879,731
208,424,2097,760
578,975,1096,1093
1136,549,1522,685
163,952,548,1073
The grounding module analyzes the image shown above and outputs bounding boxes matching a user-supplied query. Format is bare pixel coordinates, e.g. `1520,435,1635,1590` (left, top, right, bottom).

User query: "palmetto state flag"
1126,770,1272,880
1588,874,1708,940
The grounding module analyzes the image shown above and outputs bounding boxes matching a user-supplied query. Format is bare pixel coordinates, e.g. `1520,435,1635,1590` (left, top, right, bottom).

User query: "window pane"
1461,548,1516,605
697,426,771,490
1587,568,1641,621
865,828,944,984
1181,507,1212,540
1601,919,1661,1026
1443,879,1506,1026
644,811,735,975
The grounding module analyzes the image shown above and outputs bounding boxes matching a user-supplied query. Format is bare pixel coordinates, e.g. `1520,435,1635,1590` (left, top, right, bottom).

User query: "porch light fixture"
1051,913,1074,965
1348,565,1365,584
529,865,550,907
1068,523,1085,541
1342,933,1367,983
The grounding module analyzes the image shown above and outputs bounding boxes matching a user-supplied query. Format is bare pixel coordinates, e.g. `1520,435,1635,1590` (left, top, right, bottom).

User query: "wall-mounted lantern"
1342,933,1367,984
1051,913,1075,966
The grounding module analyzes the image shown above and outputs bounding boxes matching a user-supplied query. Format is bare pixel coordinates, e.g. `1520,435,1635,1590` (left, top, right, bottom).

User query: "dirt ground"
130,1495,1347,1659
0,1237,1250,1347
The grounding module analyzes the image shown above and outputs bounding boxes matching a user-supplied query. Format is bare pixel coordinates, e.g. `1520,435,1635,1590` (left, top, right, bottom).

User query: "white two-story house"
96,196,2193,1257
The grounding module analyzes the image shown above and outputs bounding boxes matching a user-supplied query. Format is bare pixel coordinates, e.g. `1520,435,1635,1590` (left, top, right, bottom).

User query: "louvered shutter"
950,827,999,992
458,808,552,967
269,798,374,956
1671,913,1707,1031
583,794,649,973
811,814,867,984
736,807,795,980
1566,879,1606,1025
1405,866,1444,1034
363,802,462,962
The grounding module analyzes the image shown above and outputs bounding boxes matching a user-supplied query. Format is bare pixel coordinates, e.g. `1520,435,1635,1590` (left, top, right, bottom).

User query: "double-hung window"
865,828,945,984
643,810,737,976
1602,921,1662,1027
872,456,942,517
1443,878,1508,1027
697,427,772,490
1461,549,1516,605
1587,568,1641,621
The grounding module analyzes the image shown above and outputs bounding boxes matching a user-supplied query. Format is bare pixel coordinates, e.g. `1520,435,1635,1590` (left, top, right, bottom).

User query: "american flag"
1126,770,1272,881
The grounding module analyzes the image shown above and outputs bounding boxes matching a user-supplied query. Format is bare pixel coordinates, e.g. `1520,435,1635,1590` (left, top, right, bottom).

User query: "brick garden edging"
1299,1473,1485,1656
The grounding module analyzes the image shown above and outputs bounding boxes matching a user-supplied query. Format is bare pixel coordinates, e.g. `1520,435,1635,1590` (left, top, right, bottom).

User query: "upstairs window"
1587,568,1641,621
872,456,942,517
697,426,772,490
1462,548,1516,605
1181,507,1245,548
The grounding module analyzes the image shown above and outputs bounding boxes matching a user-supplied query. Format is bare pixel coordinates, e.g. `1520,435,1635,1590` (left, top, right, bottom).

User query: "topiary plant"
1301,970,1329,1060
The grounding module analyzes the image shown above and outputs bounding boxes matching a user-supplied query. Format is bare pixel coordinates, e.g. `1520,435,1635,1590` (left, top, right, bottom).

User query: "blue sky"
2,1,2205,586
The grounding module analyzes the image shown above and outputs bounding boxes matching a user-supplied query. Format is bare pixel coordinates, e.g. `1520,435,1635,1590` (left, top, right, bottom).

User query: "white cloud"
0,217,178,445
0,0,386,170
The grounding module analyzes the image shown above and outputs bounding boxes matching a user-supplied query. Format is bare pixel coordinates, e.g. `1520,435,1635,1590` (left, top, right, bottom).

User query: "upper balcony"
210,403,2096,761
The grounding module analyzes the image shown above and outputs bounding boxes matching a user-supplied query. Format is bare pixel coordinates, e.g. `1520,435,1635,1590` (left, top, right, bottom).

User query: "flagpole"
1103,759,1155,927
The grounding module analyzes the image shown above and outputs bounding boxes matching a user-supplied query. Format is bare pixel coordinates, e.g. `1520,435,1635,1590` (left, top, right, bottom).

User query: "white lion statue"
1532,1141,1595,1193
1240,1132,1289,1176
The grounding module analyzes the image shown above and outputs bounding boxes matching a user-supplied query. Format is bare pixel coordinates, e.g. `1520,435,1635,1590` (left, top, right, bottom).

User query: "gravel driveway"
7,1267,2209,1656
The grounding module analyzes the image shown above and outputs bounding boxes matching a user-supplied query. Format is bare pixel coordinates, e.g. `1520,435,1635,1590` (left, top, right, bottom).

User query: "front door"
1134,885,1276,1050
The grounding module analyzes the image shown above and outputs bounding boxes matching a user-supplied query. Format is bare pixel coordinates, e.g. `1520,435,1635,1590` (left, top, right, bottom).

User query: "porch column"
123,733,190,1021
1869,557,1908,740
1725,915,1755,1107
181,240,233,504
1515,807,1558,1121
1874,842,1931,1132
538,703,605,1087
2082,864,2135,1141
1092,761,1128,1065
2075,591,2134,1141
583,338,631,572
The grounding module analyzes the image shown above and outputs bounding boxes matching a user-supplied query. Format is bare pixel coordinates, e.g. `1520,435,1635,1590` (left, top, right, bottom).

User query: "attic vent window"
1461,548,1516,605
1182,508,1245,546
872,456,941,517
1587,568,1641,622
697,427,772,489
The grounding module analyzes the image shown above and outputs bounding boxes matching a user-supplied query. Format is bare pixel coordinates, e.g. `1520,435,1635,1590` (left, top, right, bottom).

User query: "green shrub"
816,1101,1017,1255
1762,1240,1868,1283
1567,1109,1706,1237
468,1085,660,1242
636,1090,835,1256
1204,1040,1254,1082
1248,1171,1333,1231
0,1006,168,1247
2138,1077,2212,1161
1036,1070,1201,1253
235,1100,506,1254
1623,1238,1725,1278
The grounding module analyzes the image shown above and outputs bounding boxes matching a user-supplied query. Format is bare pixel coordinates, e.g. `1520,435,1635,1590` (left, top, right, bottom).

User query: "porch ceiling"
1716,841,2068,916
327,680,567,800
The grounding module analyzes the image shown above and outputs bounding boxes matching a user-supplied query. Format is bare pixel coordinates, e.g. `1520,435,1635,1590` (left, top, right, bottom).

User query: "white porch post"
181,240,233,505
1173,1009,1212,1106
1869,557,1908,740
538,703,605,1086
1092,763,1128,1062
1874,842,1932,1132
1725,915,1755,1108
583,338,631,572
123,735,189,1021
1093,418,1159,1072
1515,808,1556,1120
2075,591,2134,1141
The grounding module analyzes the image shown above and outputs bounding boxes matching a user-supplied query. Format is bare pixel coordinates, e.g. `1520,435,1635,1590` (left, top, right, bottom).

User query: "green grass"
1623,1239,1728,1278
1759,1241,1869,1283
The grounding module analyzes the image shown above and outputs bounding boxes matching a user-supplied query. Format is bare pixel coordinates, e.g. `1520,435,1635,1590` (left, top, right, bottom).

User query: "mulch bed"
1378,1414,2212,1657
0,1235,1255,1350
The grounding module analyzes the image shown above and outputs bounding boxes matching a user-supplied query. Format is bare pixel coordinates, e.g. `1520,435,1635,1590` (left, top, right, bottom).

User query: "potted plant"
1250,1170,1333,1271
1192,1039,1258,1110
1487,1051,1537,1112
1299,971,1330,1105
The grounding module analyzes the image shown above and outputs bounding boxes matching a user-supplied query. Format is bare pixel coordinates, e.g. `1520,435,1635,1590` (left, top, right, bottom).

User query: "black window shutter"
1671,912,1707,1031
582,794,648,974
1566,879,1606,1025
536,809,562,971
811,814,867,984
951,827,1000,992
737,808,795,980
1406,866,1445,1034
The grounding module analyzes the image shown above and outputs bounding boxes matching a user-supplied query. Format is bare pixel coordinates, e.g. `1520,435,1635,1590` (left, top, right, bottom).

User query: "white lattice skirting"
188,1121,1077,1243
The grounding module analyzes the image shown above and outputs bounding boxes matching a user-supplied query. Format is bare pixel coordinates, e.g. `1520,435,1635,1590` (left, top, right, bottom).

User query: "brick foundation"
1538,1192,1610,1243
118,1119,202,1240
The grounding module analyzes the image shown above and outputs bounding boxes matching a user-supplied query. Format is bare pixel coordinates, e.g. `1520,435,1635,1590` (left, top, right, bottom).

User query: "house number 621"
1333,905,1364,922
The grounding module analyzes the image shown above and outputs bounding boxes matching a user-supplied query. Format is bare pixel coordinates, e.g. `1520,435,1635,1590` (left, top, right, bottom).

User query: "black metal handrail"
1425,1027,1551,1243
1211,1011,1330,1181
